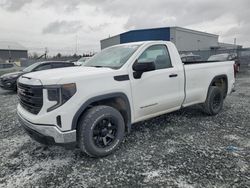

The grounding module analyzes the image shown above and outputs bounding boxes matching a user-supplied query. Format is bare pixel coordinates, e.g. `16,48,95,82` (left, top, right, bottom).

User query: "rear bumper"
17,112,76,144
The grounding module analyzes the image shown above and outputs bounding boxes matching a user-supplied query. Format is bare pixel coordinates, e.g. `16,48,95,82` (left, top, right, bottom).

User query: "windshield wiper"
85,65,115,69
93,66,104,68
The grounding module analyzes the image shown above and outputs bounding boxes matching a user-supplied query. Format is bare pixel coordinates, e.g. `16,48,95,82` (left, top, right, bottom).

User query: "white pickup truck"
17,41,235,157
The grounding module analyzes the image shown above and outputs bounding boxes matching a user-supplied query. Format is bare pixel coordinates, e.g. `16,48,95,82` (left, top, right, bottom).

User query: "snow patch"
143,170,162,182
223,134,240,141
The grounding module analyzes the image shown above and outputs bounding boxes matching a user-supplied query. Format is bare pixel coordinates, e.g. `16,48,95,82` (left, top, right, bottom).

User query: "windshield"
208,54,229,61
84,44,140,69
22,62,42,72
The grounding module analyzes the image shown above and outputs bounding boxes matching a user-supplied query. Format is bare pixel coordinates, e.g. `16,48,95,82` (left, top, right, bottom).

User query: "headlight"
46,83,76,112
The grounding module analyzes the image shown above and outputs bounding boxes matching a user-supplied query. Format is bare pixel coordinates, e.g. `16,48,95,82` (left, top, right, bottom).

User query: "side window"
186,57,192,62
195,56,201,61
4,64,14,68
63,63,74,67
137,45,172,70
228,55,236,60
34,64,51,71
52,63,74,68
52,63,64,68
0,63,14,69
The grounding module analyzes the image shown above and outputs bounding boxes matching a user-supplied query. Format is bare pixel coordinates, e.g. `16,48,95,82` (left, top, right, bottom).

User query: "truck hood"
20,66,116,85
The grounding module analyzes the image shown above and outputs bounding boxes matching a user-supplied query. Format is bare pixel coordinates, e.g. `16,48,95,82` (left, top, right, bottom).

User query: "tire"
202,86,224,116
77,105,125,157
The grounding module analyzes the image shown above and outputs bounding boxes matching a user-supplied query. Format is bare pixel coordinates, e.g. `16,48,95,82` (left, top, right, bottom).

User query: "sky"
0,0,249,56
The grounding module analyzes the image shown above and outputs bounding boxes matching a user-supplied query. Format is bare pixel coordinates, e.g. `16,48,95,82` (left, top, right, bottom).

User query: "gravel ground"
0,69,250,188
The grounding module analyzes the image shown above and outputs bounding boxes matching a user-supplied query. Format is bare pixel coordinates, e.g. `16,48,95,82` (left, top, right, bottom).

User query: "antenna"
8,45,12,62
234,38,237,52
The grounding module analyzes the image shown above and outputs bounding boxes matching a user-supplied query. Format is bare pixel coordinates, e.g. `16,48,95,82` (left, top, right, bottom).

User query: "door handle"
169,74,178,78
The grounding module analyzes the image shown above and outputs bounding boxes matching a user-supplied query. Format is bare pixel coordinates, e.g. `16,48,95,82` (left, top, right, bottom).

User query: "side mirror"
132,60,155,79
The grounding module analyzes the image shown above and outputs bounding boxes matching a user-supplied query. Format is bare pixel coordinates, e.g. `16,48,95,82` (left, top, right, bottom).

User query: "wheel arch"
208,74,228,98
72,92,132,133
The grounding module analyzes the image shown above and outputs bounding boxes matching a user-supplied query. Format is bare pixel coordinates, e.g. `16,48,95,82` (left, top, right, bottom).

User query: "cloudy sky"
0,0,249,55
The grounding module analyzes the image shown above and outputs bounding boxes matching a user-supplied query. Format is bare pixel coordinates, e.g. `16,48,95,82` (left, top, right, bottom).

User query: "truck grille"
17,83,43,115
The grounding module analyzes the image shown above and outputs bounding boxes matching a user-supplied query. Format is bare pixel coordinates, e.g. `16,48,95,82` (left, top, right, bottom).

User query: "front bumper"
17,112,76,144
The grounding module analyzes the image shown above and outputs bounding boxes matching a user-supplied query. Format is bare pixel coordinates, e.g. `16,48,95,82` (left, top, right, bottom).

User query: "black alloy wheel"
93,117,117,148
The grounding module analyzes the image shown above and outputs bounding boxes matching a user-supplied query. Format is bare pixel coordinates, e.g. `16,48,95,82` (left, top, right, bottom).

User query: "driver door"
130,44,183,121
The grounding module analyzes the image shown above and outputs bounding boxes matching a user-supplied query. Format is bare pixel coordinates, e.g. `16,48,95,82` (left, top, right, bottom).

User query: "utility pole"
45,47,48,59
8,45,11,63
75,34,78,55
234,38,237,53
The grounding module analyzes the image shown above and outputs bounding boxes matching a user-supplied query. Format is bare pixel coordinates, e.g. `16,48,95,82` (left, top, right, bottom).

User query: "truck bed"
183,60,235,107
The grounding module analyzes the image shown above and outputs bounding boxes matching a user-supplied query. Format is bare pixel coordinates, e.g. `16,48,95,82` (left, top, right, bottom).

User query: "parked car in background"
0,61,75,91
74,57,91,66
181,54,202,63
208,53,240,74
0,63,22,77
